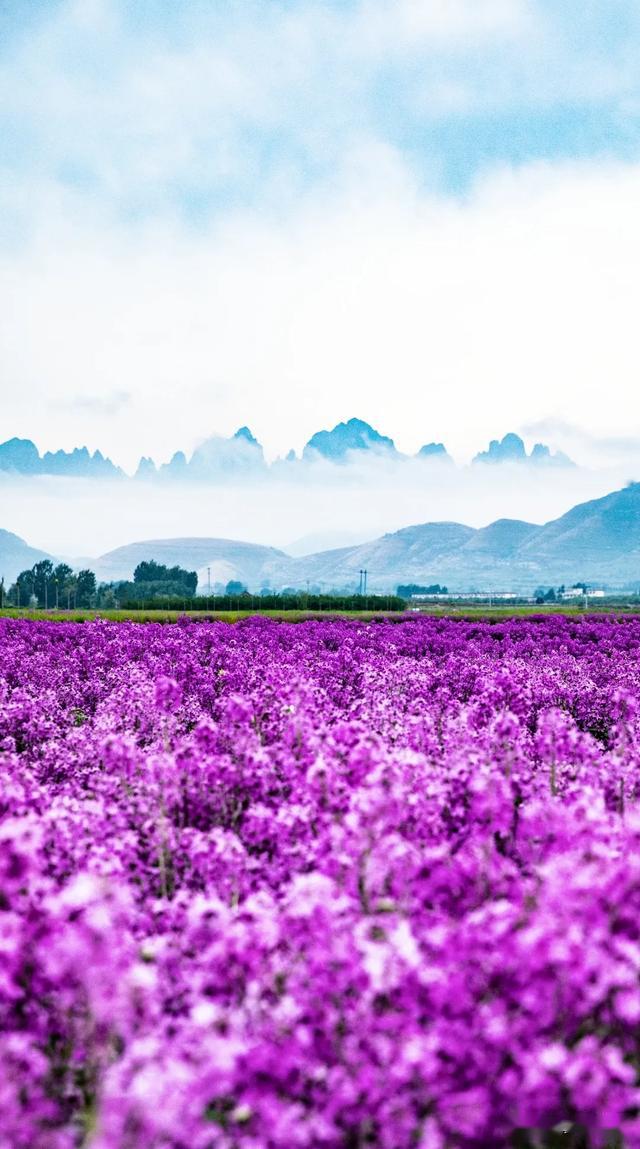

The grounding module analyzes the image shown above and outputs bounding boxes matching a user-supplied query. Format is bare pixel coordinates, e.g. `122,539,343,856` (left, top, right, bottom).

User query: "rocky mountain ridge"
0,419,572,480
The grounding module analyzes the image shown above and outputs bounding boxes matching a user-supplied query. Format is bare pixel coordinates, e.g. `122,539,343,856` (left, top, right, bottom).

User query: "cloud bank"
1,1,639,478
1,454,636,561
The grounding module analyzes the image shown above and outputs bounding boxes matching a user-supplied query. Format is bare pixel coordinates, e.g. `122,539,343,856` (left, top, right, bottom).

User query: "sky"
1,0,640,476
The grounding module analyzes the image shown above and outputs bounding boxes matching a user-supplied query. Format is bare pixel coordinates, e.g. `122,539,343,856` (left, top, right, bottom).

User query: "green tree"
133,561,197,597
32,560,54,607
225,580,247,595
76,569,97,608
134,560,167,583
98,586,118,608
397,583,448,599
52,563,74,608
13,569,33,606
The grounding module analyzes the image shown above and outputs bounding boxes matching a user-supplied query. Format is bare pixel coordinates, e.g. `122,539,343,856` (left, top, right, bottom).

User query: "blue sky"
3,0,640,213
1,0,640,469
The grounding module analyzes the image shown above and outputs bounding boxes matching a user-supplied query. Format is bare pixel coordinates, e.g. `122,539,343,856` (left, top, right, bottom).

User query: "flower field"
3,616,640,1148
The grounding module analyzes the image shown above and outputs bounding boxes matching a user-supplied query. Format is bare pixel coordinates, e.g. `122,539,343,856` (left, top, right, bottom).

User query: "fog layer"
0,459,634,562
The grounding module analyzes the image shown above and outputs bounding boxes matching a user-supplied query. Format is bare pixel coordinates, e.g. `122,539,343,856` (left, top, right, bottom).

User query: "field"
3,599,640,625
3,614,640,1147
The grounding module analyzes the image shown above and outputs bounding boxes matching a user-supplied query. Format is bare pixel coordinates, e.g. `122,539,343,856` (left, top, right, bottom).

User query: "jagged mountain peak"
135,456,156,478
416,442,451,461
0,437,121,477
303,417,396,461
188,427,265,478
473,432,573,467
233,426,260,446
473,432,527,464
0,438,42,473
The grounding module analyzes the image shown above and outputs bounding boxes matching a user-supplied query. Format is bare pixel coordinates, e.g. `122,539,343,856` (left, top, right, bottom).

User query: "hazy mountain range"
2,482,639,593
0,439,122,478
0,419,573,480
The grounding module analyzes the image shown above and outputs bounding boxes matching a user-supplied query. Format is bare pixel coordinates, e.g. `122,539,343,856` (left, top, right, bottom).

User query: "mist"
0,458,634,564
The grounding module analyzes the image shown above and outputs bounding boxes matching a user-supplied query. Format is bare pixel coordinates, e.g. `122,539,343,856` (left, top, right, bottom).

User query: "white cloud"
1,0,640,499
1,154,640,472
0,455,634,559
352,0,533,53
0,0,551,211
520,419,640,469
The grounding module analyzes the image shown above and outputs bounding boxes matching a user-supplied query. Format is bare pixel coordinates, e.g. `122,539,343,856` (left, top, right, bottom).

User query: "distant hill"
0,529,53,584
516,482,640,581
94,537,288,588
5,482,640,595
459,519,539,557
279,484,640,591
265,522,476,589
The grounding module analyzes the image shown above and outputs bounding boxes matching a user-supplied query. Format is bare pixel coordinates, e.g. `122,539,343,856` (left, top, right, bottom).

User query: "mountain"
40,447,122,478
94,537,288,588
0,438,42,473
265,522,476,590
0,423,580,477
135,456,157,479
302,418,397,462
474,432,527,464
0,529,53,584
147,428,266,481
281,484,640,591
416,442,451,462
284,529,373,557
473,432,573,467
516,482,640,579
160,451,188,478
459,518,539,557
188,427,266,479
529,442,574,467
5,482,640,595
0,438,122,477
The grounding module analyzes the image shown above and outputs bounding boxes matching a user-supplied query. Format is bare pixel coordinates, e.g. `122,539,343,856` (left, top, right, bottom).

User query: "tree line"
6,561,97,609
2,559,196,609
2,559,406,612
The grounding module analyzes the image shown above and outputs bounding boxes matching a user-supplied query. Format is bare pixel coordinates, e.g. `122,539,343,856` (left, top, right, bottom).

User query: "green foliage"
396,583,448,599
534,586,558,603
76,569,97,608
9,561,97,609
134,561,197,594
225,580,247,595
192,592,406,612
10,560,90,608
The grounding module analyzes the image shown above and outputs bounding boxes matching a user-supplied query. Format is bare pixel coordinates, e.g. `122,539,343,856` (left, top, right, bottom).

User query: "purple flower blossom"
2,615,640,1146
